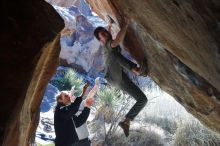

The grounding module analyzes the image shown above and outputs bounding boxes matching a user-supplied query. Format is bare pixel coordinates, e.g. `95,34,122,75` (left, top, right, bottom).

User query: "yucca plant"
50,68,83,96
95,87,120,123
96,87,121,108
91,86,133,144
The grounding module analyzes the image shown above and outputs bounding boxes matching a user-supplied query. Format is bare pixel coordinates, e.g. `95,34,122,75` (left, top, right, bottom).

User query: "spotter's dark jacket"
54,97,90,146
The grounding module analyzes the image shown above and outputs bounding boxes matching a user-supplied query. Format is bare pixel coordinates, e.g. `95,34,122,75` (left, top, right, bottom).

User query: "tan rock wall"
87,0,220,133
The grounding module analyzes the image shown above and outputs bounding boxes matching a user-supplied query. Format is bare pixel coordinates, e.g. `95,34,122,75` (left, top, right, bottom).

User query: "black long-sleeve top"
54,97,90,146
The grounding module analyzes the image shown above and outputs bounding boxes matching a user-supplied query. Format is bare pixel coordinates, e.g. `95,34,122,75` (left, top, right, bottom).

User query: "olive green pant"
108,71,148,120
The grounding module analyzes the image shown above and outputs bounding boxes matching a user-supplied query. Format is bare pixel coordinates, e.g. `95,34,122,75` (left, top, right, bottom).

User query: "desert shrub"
144,115,177,135
173,120,220,146
95,86,133,123
50,68,83,96
89,86,134,144
104,128,164,146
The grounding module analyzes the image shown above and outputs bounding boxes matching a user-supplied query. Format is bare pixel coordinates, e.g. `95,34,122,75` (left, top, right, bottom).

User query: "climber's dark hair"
94,26,110,40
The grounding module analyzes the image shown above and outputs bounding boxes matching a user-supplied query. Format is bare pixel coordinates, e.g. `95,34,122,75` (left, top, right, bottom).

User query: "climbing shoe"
119,120,130,137
139,58,149,77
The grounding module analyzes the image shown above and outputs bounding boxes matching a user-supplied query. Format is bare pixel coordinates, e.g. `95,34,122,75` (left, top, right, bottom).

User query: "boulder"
86,0,220,133
0,0,64,145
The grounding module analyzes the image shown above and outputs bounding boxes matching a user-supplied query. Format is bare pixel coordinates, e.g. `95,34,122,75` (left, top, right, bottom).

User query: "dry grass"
90,85,220,146
173,120,220,146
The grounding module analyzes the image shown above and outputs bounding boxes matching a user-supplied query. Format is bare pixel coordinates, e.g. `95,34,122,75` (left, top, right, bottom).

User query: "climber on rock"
54,79,100,146
94,17,148,137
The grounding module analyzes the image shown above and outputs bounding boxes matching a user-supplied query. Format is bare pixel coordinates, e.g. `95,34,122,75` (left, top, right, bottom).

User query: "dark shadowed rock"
0,0,64,145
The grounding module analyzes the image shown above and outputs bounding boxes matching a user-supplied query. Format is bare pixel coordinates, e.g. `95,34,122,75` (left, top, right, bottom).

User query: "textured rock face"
46,0,80,7
45,0,92,17
86,0,220,133
54,4,147,81
54,5,104,77
1,0,220,145
0,0,64,145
